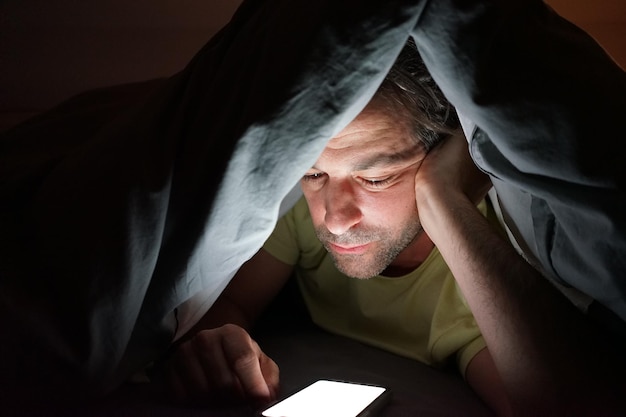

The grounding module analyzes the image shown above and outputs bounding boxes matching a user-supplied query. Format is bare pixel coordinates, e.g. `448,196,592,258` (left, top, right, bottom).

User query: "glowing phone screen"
261,380,389,417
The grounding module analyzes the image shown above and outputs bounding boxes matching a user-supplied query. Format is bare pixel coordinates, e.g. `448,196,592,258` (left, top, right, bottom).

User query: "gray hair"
374,38,459,152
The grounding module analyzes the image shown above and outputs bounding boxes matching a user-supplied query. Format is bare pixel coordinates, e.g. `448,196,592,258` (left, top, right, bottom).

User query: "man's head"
301,39,459,279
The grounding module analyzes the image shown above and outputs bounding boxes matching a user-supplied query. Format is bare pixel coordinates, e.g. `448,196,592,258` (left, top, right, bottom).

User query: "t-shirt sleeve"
263,196,309,266
428,272,487,378
456,335,487,379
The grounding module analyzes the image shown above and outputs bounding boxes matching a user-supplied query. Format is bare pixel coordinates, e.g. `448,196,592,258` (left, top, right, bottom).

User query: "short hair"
374,38,460,152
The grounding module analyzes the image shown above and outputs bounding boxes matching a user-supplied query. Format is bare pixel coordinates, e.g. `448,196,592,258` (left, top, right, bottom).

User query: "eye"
302,172,326,182
359,177,393,189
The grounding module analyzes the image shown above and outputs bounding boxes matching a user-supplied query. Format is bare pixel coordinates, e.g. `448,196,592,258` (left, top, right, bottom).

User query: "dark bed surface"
24,283,495,417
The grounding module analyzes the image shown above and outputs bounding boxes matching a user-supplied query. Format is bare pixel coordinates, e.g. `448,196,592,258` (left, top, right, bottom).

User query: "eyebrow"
353,144,424,171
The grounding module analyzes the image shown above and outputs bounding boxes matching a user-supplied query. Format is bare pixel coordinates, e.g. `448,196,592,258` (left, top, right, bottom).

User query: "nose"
323,179,363,235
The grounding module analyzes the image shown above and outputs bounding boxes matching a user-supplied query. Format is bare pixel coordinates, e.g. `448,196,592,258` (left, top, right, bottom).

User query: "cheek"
366,183,416,211
359,192,417,228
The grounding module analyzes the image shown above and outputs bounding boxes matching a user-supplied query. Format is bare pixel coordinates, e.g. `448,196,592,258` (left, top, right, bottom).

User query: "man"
160,40,513,416
1,1,624,414
160,3,626,413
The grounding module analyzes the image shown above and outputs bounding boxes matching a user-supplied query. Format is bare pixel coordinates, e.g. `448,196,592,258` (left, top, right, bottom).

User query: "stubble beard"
314,219,423,279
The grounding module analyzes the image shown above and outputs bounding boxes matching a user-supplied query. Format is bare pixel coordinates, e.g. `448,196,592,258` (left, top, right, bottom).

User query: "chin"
345,271,376,280
334,258,384,280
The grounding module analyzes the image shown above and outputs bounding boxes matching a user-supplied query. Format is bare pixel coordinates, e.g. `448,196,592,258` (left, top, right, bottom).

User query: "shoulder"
263,196,324,265
276,196,315,241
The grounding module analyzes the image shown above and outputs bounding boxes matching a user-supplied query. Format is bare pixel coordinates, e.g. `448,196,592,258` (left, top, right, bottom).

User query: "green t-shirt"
263,197,488,376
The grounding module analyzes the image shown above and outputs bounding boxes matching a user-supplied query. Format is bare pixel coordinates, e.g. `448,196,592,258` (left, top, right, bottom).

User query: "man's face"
301,100,428,279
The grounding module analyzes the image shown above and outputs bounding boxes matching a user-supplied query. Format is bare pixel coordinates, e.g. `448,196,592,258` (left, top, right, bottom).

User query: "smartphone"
260,379,391,417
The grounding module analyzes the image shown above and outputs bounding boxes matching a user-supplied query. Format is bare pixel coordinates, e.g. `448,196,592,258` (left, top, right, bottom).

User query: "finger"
220,326,273,403
193,329,244,400
259,353,280,401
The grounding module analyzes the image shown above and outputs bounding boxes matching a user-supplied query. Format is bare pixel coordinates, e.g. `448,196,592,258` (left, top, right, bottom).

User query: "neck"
381,231,434,277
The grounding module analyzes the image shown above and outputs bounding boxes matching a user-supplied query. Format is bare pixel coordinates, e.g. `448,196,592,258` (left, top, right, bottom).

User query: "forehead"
319,101,423,167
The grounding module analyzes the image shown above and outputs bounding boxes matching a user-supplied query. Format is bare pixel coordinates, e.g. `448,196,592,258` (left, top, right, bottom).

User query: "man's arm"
415,134,626,415
157,249,294,405
187,249,294,333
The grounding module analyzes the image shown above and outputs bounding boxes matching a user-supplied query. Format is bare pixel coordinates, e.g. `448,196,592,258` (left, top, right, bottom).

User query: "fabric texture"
0,0,427,400
263,197,489,376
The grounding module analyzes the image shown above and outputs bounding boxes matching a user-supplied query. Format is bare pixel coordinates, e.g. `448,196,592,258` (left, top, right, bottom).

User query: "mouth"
328,242,371,255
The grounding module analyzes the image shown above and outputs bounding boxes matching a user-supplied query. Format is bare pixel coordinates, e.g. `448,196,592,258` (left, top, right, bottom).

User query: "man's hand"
158,324,279,406
415,132,491,207
414,132,491,236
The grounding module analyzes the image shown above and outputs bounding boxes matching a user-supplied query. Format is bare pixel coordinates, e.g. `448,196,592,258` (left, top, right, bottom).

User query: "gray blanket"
1,0,624,402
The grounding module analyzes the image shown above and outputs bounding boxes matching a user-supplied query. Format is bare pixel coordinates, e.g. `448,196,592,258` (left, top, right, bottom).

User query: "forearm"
180,248,296,343
417,188,624,414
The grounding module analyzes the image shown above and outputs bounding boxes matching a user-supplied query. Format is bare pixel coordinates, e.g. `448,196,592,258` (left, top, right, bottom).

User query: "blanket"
1,0,624,403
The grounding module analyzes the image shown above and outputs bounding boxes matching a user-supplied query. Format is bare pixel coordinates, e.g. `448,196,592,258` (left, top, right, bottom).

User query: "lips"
328,242,370,255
